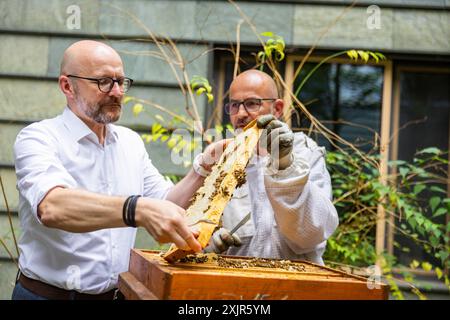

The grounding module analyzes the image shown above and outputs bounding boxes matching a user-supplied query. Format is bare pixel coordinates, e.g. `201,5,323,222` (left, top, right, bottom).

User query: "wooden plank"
118,272,158,300
122,249,389,300
169,273,387,300
387,66,402,256
128,249,170,299
376,60,393,265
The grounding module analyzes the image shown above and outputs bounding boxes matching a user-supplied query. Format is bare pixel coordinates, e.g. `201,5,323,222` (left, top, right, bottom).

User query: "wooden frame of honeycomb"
163,120,261,262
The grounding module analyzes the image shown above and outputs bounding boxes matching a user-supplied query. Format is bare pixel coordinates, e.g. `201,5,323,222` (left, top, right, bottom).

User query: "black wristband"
127,195,141,228
122,195,134,227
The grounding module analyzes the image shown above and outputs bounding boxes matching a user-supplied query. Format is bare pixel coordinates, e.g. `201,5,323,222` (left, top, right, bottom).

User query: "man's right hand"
200,139,232,172
135,198,202,252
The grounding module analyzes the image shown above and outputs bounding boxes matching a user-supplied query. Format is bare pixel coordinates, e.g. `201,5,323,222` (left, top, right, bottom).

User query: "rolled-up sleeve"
14,124,77,223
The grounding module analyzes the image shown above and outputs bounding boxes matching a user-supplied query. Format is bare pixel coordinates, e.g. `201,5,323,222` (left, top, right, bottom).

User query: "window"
389,66,450,267
287,59,384,153
215,51,449,274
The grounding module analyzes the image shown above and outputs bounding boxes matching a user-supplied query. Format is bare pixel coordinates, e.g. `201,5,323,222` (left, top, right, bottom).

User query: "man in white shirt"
12,40,222,300
203,70,339,265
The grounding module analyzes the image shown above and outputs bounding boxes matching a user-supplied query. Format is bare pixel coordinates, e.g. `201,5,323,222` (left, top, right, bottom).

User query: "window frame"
388,65,450,275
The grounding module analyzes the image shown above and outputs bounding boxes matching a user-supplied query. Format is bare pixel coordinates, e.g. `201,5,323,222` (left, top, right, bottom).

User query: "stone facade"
0,0,449,299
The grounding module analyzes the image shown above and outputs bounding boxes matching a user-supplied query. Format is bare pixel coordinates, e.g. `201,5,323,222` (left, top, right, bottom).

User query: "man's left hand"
203,228,242,253
257,115,294,170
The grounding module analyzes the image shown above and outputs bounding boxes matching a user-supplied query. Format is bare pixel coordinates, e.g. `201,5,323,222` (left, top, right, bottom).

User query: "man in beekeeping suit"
199,70,339,265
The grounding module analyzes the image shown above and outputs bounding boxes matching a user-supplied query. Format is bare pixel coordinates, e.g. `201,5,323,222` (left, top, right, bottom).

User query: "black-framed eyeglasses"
224,98,276,115
67,75,134,93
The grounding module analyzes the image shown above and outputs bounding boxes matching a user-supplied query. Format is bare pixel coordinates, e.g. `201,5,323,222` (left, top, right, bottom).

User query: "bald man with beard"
12,40,225,300
202,70,339,265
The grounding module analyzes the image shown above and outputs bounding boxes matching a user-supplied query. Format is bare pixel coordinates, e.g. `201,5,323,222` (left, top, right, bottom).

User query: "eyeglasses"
67,75,134,93
224,98,276,115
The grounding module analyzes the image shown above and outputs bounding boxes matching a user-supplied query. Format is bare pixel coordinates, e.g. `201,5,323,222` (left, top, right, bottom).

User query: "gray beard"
78,97,121,124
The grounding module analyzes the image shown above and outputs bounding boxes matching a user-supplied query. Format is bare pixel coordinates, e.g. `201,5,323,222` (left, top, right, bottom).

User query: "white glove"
203,228,242,253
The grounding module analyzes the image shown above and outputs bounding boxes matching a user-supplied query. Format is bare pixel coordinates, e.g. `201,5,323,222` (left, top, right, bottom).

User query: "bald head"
58,40,126,129
228,70,283,129
230,70,279,100
60,40,123,76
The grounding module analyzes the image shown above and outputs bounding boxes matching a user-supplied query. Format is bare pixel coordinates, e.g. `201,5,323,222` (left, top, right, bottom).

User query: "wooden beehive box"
119,249,389,300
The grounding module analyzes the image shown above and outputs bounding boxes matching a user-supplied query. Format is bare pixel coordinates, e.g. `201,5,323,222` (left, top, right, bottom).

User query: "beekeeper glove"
203,228,242,253
257,114,294,170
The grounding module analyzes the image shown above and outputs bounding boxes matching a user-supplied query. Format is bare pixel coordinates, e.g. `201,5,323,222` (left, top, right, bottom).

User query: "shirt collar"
62,107,119,144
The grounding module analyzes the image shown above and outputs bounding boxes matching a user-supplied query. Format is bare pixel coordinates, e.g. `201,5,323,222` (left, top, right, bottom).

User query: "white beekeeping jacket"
221,132,339,265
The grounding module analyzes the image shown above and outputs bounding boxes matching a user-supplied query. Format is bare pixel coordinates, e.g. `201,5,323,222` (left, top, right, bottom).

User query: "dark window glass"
292,62,384,153
394,71,450,266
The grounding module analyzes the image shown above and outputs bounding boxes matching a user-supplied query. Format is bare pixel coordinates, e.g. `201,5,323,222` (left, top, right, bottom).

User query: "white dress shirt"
14,107,173,294
222,132,339,265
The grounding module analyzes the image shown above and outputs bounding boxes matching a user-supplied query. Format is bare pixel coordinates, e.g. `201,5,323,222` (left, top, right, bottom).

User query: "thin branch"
129,97,193,127
233,20,244,80
0,237,17,266
0,175,19,257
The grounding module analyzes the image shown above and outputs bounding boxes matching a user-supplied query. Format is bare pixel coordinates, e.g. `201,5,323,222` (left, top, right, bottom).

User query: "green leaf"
275,50,285,61
123,96,133,104
346,50,358,60
430,186,447,194
438,250,449,263
410,260,419,269
408,217,417,229
432,207,447,218
421,262,432,272
375,52,386,61
360,193,375,201
256,51,266,62
417,147,440,155
429,196,441,213
196,87,206,96
151,123,162,134
357,50,369,62
368,52,380,63
214,124,223,134
154,114,165,123
388,160,406,167
430,236,439,247
261,31,274,37
435,267,443,279
141,134,151,143
206,93,214,103
413,184,426,195
404,208,413,220
132,103,143,117
399,167,409,179
167,138,177,149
